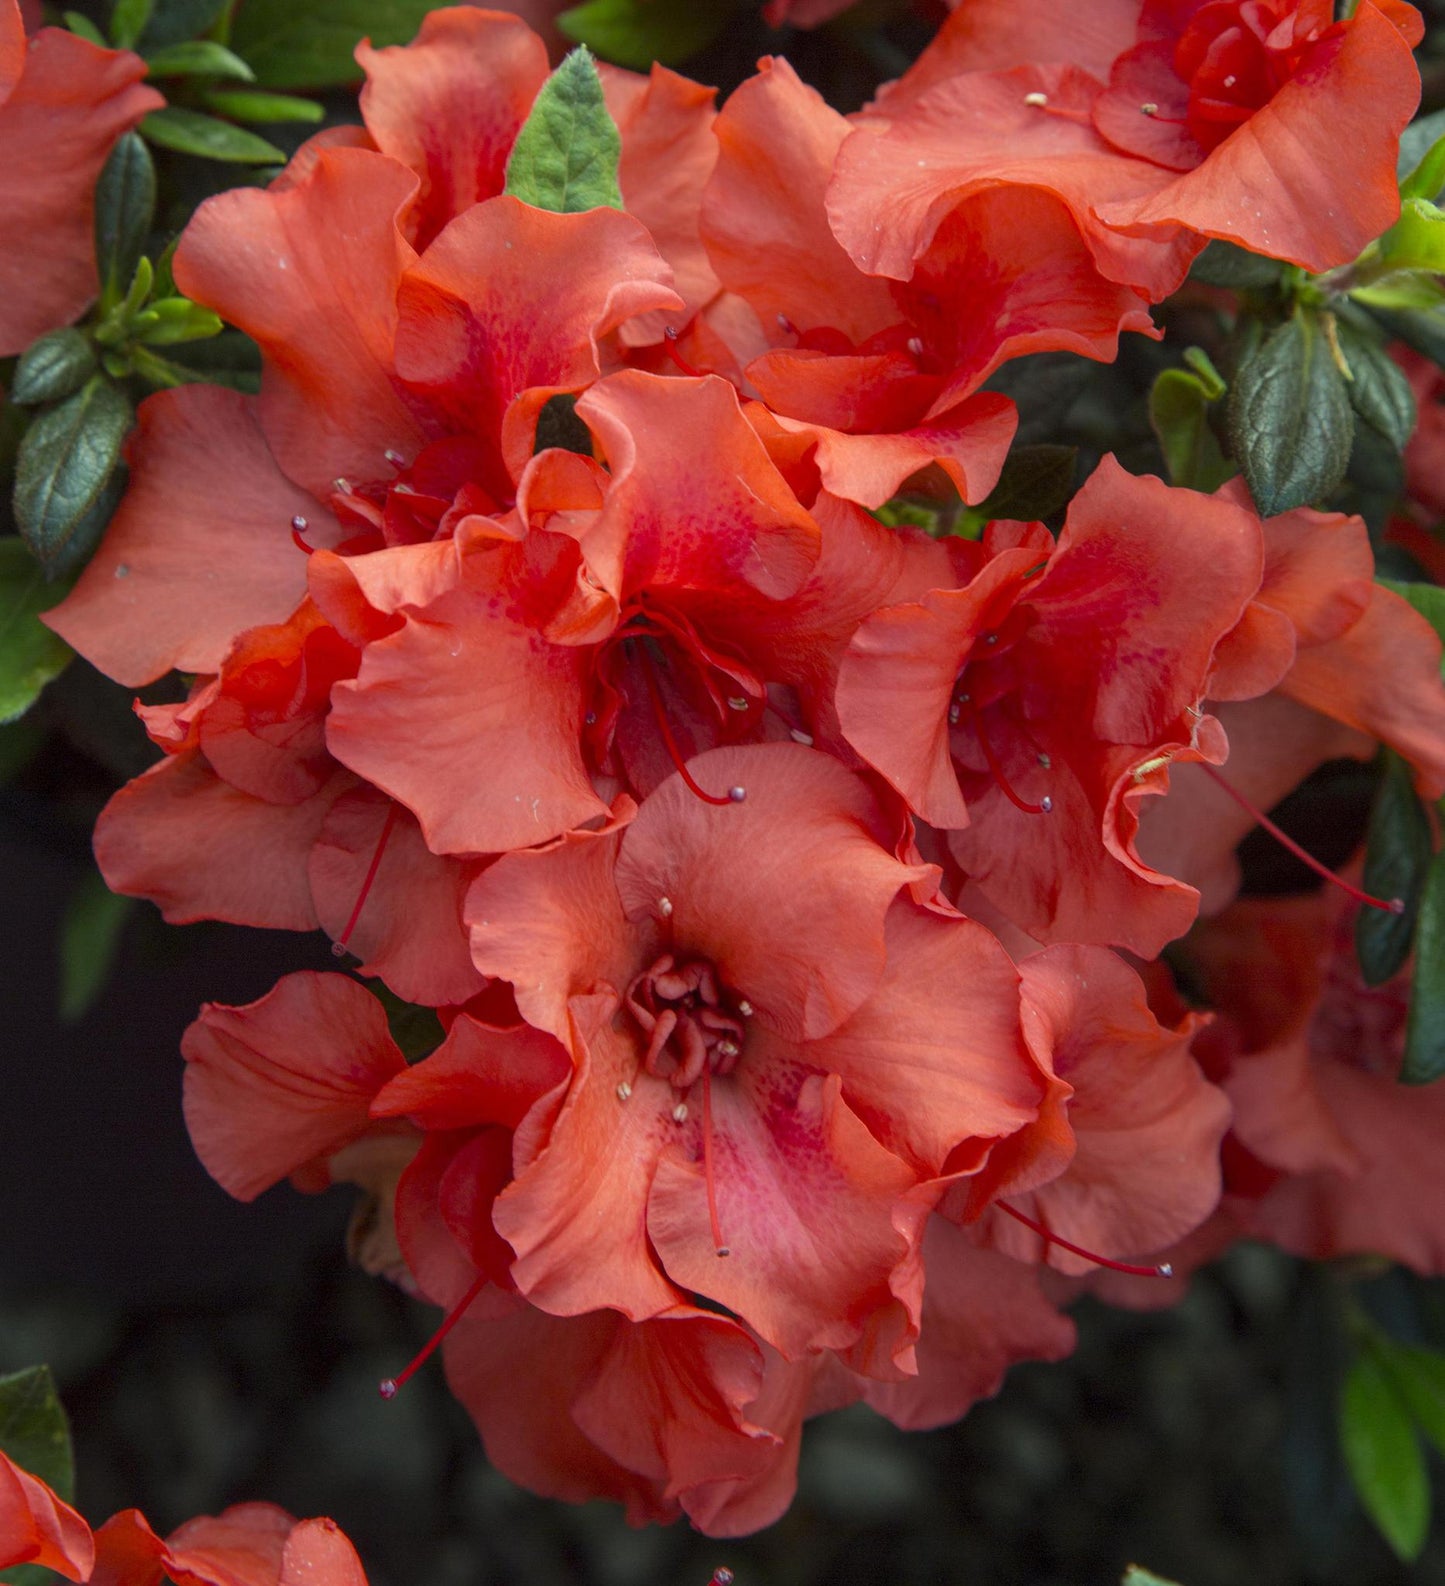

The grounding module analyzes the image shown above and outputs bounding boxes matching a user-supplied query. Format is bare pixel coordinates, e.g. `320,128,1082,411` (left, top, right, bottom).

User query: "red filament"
969,707,1049,816
379,1269,489,1398
332,801,402,957
1200,763,1404,915
664,326,704,378
701,1063,730,1258
996,1200,1173,1278
636,646,735,807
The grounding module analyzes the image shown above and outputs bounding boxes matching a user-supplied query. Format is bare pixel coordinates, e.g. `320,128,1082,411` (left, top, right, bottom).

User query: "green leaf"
1403,845,1445,1085
137,0,226,48
0,1366,74,1503
59,871,135,1022
1401,108,1445,191
1188,239,1284,291
557,0,733,70
1120,1571,1182,1586
1378,197,1445,275
1356,750,1433,986
1340,1350,1429,1560
0,541,75,724
230,0,436,89
11,331,98,408
1228,310,1353,515
975,443,1077,522
1377,1340,1445,1458
140,107,285,163
144,40,256,80
92,131,156,306
202,88,324,124
13,378,133,577
64,11,109,45
504,48,621,214
1362,302,1445,370
1380,577,1445,674
1150,366,1234,492
1334,317,1417,451
110,0,155,48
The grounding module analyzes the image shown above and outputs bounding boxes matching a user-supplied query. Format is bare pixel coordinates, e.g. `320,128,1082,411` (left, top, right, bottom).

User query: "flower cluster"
35,0,1445,1538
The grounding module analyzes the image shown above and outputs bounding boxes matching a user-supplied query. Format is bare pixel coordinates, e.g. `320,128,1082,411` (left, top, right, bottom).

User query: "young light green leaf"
1403,845,1445,1085
1378,197,1445,275
1340,1350,1429,1560
1377,1340,1445,1458
557,0,733,70
1334,317,1416,451
108,0,154,49
1398,107,1445,185
93,131,155,305
134,297,224,346
140,106,285,163
1150,366,1234,492
14,378,133,576
1356,750,1433,986
64,11,109,45
1401,130,1445,203
0,541,74,724
144,40,256,81
230,0,436,89
11,330,98,408
202,88,324,124
59,870,135,1023
1228,309,1353,515
0,1366,75,1503
504,47,622,214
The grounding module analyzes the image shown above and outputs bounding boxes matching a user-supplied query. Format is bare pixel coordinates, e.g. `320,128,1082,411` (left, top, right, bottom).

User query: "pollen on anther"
383,448,406,467
717,1039,739,1058
1024,91,1048,107
1140,102,1159,116
1157,1263,1175,1278
737,1000,753,1017
291,514,308,532
1040,796,1053,813
906,336,924,357
673,1102,689,1123
616,1081,633,1102
333,477,352,494
727,696,749,711
728,786,747,803
790,728,814,746
658,896,674,917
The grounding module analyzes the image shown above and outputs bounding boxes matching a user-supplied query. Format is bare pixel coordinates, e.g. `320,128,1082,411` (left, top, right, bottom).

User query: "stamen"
789,728,814,746
1200,763,1404,914
996,1201,1172,1278
616,1081,633,1102
712,1572,735,1586
969,708,1050,816
1024,91,1048,107
383,448,406,468
636,646,738,807
290,515,314,555
702,1064,729,1257
331,801,402,957
658,896,675,918
663,326,704,378
379,1268,489,1398
673,1101,689,1123
333,477,352,495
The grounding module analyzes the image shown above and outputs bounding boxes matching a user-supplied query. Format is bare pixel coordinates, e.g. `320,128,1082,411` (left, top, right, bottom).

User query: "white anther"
737,1000,753,1017
333,477,352,494
291,514,308,531
728,786,747,803
384,448,406,467
1039,796,1053,813
616,1081,633,1101
1024,91,1048,107
1037,752,1052,768
948,703,961,725
789,728,814,746
658,896,674,917
727,696,749,711
1140,102,1158,116
1223,75,1236,88
672,1102,689,1123
906,336,924,358
717,1039,739,1058
985,633,999,646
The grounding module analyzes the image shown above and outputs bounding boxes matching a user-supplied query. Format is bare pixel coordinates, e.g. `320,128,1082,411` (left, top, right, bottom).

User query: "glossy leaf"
144,41,256,81
13,378,133,577
1398,107,1445,188
1228,310,1353,515
230,0,436,89
1340,1350,1429,1560
557,0,733,69
202,88,324,124
0,1366,74,1504
1334,318,1416,451
1356,750,1433,986
11,331,98,408
93,132,155,305
1403,845,1445,1086
140,107,285,164
0,541,74,724
109,0,154,50
504,48,621,214
1188,239,1283,290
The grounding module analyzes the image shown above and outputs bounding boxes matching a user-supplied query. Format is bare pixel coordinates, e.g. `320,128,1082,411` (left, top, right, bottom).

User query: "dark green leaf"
11,331,97,407
140,107,285,163
368,984,444,1063
1356,750,1433,986
975,443,1077,522
14,378,133,577
0,1366,74,1503
64,11,109,45
202,88,324,124
144,40,256,80
230,0,435,89
1377,1340,1445,1458
1334,317,1417,451
1403,845,1445,1085
137,0,226,48
59,871,135,1023
0,541,74,724
93,132,155,304
1340,1350,1429,1560
1149,367,1233,491
1400,108,1445,190
557,0,733,69
1362,302,1445,371
1228,310,1353,515
504,48,621,214
110,0,155,48
1188,239,1284,290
